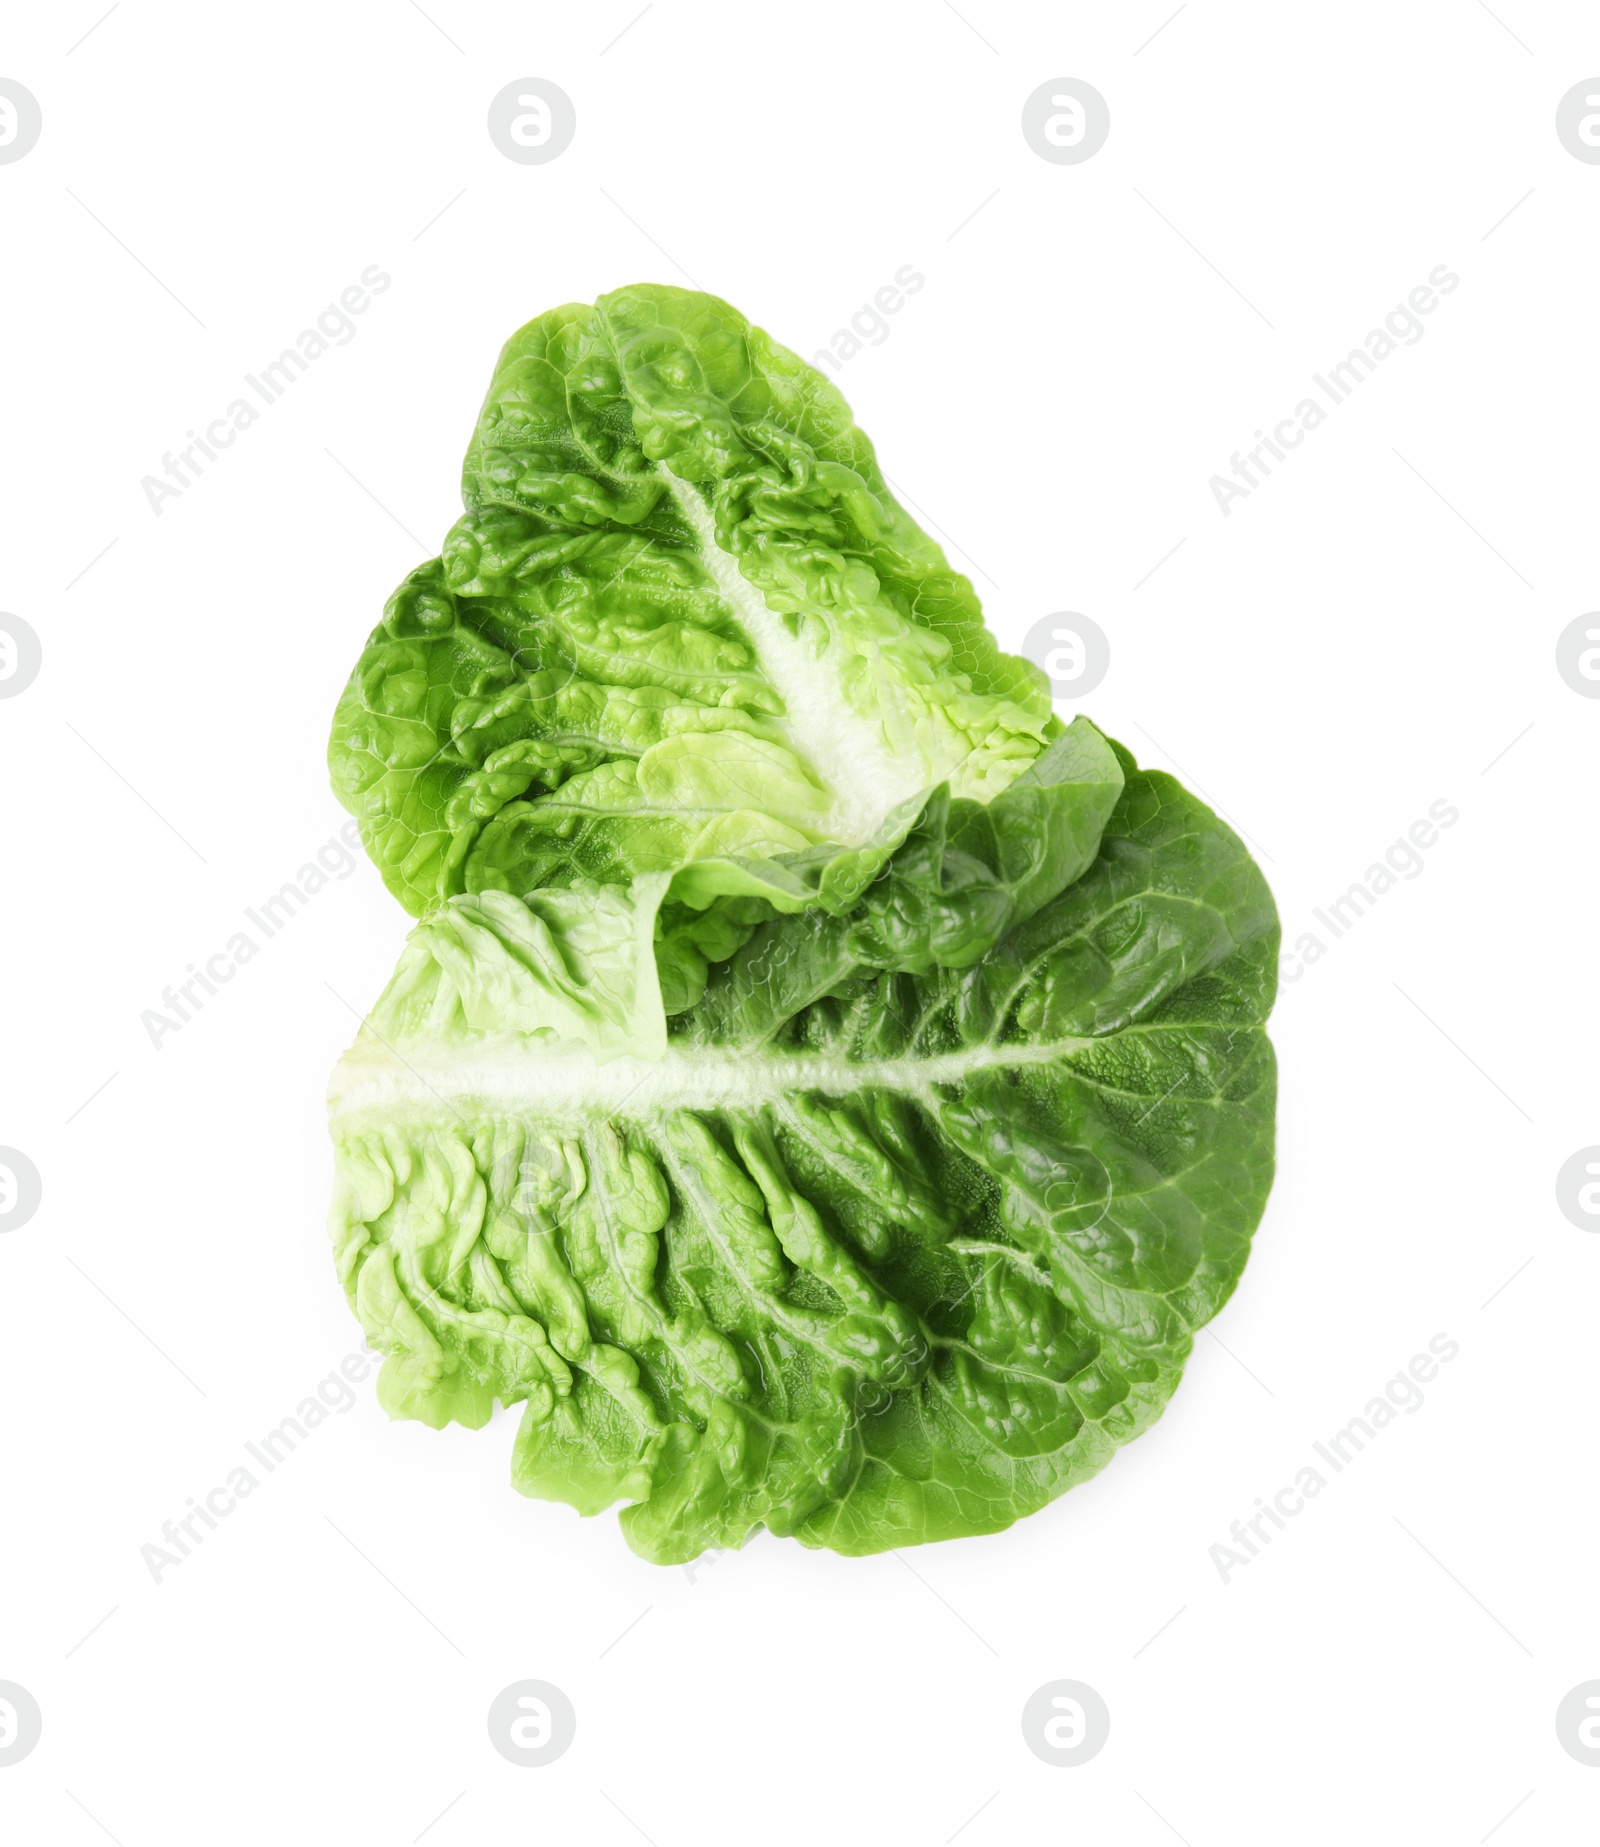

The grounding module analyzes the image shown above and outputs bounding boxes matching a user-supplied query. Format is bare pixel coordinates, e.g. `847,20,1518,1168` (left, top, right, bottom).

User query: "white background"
1,2,1596,1841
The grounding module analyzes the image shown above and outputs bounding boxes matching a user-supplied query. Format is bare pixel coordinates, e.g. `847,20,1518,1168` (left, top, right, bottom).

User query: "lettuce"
328,284,1278,1561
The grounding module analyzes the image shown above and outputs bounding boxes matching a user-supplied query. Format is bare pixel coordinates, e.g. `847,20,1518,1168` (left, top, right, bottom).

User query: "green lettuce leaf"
329,283,1055,972
329,749,1277,1561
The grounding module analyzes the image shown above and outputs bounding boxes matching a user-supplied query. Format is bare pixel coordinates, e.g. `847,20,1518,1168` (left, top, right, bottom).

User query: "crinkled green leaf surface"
327,285,1278,1562
330,760,1278,1561
328,282,1055,1000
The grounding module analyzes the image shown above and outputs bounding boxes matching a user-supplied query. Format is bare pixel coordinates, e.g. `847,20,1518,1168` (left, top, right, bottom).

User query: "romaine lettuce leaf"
329,284,1055,973
330,749,1277,1560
